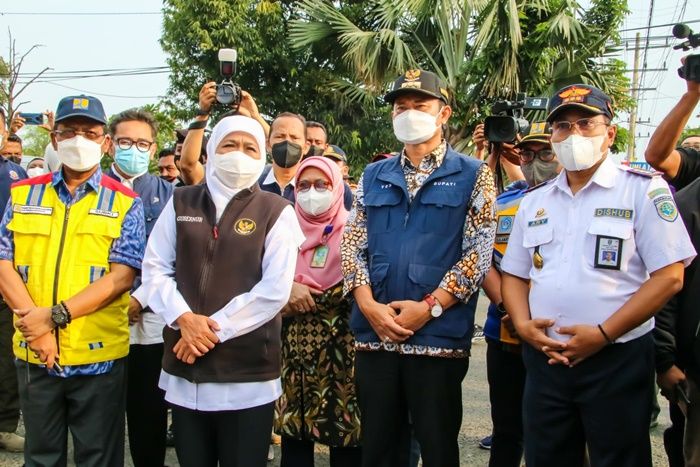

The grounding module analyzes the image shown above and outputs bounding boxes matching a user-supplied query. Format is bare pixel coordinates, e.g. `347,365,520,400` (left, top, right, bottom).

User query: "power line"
41,81,163,99
0,11,161,16
13,66,168,77
620,18,700,32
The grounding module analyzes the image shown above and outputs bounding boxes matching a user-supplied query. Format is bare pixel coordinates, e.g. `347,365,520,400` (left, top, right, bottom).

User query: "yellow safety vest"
7,173,136,365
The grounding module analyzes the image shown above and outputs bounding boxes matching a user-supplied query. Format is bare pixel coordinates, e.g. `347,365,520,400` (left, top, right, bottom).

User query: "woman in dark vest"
143,115,305,467
275,156,362,466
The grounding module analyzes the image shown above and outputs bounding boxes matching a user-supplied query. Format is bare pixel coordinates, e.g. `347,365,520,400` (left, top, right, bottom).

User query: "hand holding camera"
673,23,700,84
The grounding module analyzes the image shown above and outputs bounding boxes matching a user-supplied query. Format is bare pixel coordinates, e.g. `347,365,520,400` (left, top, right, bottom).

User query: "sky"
0,0,698,160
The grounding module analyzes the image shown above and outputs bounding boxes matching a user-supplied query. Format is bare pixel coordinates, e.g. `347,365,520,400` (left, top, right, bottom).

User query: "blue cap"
55,95,107,125
546,84,614,123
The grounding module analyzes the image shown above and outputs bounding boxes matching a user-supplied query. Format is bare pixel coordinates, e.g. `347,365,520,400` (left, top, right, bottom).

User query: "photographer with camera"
180,81,269,186
645,57,700,191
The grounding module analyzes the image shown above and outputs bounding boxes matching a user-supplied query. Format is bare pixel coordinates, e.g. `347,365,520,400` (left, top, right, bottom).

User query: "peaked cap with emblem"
384,69,450,105
55,95,107,125
546,84,614,123
515,121,552,148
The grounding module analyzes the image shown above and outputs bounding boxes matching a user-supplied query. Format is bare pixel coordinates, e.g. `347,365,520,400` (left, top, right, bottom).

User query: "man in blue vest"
104,108,174,467
341,69,496,467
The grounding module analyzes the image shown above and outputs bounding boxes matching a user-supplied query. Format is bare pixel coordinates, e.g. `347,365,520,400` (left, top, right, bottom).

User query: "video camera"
484,93,548,143
216,48,242,110
673,23,700,83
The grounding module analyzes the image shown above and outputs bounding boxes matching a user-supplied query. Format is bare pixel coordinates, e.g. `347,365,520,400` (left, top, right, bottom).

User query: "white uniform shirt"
501,157,696,343
143,199,304,411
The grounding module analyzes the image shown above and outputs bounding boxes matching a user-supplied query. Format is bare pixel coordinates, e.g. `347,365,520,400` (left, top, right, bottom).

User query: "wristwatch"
51,302,71,329
423,294,443,318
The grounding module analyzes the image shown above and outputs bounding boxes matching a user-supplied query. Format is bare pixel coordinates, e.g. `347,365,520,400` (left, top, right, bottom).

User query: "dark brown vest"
164,183,290,383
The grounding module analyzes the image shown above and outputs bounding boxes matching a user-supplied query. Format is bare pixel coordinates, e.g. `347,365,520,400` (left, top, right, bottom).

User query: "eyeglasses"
681,143,700,151
115,137,154,153
297,180,330,192
53,129,105,141
519,149,555,164
551,118,609,135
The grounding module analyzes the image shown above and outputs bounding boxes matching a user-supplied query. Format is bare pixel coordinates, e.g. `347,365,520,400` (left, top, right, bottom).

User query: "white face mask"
551,134,608,171
392,109,441,145
297,187,334,216
27,167,45,178
56,136,103,172
213,150,265,189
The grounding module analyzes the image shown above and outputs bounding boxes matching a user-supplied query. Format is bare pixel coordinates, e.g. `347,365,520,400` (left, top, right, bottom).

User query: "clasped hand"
174,312,221,364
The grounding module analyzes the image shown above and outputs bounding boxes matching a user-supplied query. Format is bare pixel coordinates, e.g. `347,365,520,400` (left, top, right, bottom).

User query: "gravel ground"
0,299,673,466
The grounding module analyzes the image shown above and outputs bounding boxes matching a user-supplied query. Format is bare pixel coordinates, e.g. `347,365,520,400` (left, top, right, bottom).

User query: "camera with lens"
673,23,700,83
484,93,548,143
216,48,242,110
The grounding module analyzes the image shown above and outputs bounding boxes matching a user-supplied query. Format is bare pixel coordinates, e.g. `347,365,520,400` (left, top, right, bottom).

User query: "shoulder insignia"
525,179,553,193
620,165,661,178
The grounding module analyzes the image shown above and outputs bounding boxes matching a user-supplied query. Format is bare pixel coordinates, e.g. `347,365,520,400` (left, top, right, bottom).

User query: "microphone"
673,23,691,39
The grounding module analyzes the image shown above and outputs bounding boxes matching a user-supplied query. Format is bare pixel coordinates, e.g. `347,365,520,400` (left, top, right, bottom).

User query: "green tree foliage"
291,0,632,155
160,0,396,176
160,0,632,174
679,125,700,143
19,126,50,157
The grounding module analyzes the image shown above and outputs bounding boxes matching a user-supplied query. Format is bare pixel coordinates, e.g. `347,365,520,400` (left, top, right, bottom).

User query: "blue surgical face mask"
114,146,150,177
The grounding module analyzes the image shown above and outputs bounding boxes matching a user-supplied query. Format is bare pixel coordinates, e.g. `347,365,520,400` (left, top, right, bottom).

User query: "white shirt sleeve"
142,198,192,326
635,177,697,273
209,206,305,343
131,285,149,308
500,205,532,279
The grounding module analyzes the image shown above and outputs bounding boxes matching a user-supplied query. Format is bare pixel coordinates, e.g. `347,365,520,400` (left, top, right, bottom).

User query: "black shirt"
653,177,700,377
670,147,700,191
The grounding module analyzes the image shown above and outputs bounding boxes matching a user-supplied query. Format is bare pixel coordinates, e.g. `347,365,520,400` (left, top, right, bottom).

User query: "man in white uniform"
501,84,696,467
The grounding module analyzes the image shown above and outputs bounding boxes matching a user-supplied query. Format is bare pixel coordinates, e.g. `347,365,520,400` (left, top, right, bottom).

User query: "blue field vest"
350,146,483,350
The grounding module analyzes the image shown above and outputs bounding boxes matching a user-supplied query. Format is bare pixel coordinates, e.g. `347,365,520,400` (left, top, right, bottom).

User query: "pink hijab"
294,156,349,291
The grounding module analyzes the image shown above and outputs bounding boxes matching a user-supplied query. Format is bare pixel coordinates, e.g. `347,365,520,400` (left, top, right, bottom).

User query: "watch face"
431,305,443,318
52,308,67,325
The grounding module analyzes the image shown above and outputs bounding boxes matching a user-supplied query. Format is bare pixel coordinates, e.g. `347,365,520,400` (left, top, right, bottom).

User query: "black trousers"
664,401,686,467
126,343,168,467
486,338,525,467
0,301,19,433
280,435,361,467
171,402,274,467
16,357,127,467
522,333,654,467
354,350,469,467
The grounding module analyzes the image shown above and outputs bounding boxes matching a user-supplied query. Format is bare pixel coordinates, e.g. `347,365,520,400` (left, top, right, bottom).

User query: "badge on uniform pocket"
594,235,622,270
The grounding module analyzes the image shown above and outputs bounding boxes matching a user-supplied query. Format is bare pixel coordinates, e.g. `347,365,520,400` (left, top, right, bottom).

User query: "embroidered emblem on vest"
234,218,256,235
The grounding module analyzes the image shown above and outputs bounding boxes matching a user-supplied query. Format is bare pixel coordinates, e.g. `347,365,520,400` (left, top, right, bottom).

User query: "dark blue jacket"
258,164,354,209
105,169,174,292
350,147,482,350
0,158,27,216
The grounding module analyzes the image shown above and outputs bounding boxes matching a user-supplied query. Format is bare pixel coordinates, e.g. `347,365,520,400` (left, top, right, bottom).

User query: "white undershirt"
143,199,304,411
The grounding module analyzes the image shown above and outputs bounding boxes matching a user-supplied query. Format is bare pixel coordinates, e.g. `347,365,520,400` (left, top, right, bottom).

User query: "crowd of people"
0,62,697,467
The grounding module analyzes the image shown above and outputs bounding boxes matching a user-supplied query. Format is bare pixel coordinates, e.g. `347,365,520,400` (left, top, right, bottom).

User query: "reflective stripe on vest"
8,179,133,365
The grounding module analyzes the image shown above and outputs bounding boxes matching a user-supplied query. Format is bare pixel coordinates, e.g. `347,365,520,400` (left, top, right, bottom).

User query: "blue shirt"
0,168,145,377
0,158,27,218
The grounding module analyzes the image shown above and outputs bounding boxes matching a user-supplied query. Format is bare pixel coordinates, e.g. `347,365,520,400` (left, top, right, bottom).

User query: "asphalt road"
0,298,673,466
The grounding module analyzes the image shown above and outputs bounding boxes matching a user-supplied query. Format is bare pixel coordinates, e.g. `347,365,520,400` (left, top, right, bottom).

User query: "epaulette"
524,178,553,193
620,165,662,178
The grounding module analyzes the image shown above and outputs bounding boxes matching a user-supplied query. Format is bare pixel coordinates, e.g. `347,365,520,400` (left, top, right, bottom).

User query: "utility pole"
627,32,642,162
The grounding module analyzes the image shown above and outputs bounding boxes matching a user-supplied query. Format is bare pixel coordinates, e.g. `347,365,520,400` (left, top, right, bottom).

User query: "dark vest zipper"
196,225,219,313
51,206,71,354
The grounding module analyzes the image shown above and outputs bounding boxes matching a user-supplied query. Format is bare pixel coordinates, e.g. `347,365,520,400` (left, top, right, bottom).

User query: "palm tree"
289,0,630,152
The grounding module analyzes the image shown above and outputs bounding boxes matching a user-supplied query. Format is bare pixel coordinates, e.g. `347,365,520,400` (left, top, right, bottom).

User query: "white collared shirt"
262,165,295,192
501,157,696,343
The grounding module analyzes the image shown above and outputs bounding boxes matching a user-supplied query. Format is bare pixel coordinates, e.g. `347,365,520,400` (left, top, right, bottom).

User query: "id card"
594,235,622,270
310,245,329,268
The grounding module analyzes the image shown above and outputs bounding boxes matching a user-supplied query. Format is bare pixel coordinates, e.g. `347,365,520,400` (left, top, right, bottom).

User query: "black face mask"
304,145,325,160
271,141,303,168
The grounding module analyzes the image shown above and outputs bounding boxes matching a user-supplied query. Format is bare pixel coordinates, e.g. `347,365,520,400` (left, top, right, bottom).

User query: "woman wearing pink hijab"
275,156,361,466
